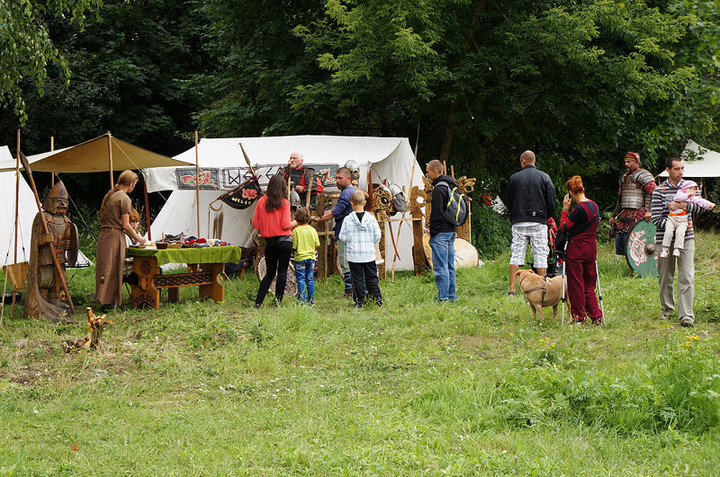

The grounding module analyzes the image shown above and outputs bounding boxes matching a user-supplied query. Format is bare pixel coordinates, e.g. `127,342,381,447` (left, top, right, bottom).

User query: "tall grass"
1,232,719,474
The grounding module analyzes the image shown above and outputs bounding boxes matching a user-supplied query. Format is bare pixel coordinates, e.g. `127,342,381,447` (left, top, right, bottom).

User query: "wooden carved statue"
24,181,78,320
372,187,392,279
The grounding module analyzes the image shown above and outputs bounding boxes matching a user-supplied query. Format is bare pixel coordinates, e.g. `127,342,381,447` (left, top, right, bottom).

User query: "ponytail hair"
565,175,584,195
100,170,138,214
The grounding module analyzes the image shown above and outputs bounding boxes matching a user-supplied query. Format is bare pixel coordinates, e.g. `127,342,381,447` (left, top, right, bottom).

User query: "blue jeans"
429,232,456,302
295,259,316,303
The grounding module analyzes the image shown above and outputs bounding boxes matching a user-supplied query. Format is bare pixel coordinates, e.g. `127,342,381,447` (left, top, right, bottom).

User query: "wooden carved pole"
19,152,75,315
372,188,390,280
409,185,427,276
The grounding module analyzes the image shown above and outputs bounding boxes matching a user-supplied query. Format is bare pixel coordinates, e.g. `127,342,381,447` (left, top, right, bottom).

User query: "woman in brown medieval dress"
95,170,146,310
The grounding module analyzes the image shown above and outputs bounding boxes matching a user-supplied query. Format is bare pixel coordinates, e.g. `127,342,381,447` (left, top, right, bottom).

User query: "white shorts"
510,223,549,268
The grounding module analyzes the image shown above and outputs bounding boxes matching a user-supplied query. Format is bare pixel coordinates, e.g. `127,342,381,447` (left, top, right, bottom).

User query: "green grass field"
2,233,720,475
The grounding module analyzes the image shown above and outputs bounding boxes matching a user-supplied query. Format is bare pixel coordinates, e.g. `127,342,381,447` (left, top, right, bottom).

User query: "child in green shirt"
292,207,320,304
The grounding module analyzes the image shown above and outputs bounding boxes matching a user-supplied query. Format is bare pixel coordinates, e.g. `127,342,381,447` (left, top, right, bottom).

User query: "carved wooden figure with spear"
22,152,78,320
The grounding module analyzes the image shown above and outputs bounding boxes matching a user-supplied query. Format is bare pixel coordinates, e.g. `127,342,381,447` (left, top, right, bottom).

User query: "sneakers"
680,316,694,327
591,317,603,325
507,291,517,296
659,248,669,258
672,248,682,257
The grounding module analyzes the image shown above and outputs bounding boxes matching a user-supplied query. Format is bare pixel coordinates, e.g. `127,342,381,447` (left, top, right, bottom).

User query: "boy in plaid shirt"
338,190,382,308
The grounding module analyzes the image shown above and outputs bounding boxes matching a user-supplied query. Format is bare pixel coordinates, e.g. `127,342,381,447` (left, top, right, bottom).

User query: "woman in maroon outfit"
560,176,603,324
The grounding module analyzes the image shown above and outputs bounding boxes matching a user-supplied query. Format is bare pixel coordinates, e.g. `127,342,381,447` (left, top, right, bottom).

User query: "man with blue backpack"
426,159,468,303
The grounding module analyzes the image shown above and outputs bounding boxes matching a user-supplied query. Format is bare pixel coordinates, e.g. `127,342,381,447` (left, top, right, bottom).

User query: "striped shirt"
651,179,703,244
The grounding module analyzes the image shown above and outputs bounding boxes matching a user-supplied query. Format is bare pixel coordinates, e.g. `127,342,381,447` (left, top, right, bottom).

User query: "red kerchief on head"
625,151,640,162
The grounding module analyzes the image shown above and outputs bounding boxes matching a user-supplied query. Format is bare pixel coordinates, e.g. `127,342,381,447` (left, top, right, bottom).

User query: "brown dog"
516,269,568,319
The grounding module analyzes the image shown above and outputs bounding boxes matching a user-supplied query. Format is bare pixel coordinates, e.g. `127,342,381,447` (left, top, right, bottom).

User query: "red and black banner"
217,176,263,209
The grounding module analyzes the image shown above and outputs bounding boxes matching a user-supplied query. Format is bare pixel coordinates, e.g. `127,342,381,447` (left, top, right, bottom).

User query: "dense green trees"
1,0,719,203
0,0,101,123
1,0,208,155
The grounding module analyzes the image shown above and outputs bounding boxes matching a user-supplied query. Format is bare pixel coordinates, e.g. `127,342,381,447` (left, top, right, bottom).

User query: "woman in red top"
560,175,603,324
252,174,296,307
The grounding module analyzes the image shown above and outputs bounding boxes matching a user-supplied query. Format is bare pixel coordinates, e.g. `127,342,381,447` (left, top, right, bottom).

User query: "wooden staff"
143,181,152,241
391,131,420,280
286,160,293,201
195,130,201,237
305,170,315,209
19,151,75,315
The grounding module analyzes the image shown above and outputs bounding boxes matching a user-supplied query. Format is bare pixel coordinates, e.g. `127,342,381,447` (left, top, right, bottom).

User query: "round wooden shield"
625,220,658,277
256,256,297,296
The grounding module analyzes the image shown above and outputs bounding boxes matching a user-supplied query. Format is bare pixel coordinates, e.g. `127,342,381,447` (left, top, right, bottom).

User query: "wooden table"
126,246,243,309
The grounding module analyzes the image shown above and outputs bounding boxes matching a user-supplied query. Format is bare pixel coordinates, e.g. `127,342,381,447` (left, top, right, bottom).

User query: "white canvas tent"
0,146,90,267
658,139,720,177
144,135,425,271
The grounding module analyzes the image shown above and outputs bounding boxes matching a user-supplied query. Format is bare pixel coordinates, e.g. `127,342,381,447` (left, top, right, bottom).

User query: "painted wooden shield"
256,256,297,296
625,220,658,277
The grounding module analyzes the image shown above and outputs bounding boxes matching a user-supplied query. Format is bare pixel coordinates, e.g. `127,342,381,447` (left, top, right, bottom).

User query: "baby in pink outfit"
660,180,715,258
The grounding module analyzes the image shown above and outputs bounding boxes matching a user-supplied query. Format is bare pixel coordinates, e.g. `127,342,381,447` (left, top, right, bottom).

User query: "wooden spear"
19,151,75,315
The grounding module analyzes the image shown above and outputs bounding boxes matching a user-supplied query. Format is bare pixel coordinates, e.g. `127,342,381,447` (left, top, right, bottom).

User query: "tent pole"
50,136,55,187
12,130,21,312
107,131,114,188
144,181,152,241
19,151,75,316
195,130,200,237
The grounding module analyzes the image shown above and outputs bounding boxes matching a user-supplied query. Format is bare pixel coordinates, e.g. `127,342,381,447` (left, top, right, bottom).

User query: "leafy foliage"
0,0,101,123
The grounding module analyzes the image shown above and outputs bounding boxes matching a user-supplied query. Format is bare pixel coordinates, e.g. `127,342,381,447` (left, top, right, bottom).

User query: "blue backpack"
437,181,469,226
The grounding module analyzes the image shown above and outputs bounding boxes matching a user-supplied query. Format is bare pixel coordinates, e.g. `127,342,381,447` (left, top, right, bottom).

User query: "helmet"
42,181,69,214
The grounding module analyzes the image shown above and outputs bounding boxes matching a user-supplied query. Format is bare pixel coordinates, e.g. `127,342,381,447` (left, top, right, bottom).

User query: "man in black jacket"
426,160,458,302
507,150,556,295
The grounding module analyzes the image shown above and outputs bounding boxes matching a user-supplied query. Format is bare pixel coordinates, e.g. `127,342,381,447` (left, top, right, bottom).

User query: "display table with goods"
126,245,243,309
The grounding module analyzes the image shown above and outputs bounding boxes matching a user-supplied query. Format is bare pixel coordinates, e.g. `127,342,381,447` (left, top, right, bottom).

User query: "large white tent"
144,135,425,271
658,139,720,177
0,146,90,267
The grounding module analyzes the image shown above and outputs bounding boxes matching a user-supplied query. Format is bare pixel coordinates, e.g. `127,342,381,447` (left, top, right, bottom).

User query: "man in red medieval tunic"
610,151,657,256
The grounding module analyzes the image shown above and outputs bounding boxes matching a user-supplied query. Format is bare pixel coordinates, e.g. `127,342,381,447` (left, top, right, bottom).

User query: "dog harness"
519,273,549,303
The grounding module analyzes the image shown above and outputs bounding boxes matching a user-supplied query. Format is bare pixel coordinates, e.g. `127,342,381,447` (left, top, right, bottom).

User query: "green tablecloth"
126,245,243,266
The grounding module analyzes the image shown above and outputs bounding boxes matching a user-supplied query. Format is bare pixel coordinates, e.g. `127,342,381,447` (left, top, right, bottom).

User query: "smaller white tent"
0,146,35,266
145,135,425,271
658,139,720,177
0,146,91,267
